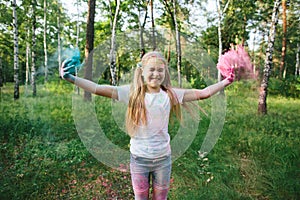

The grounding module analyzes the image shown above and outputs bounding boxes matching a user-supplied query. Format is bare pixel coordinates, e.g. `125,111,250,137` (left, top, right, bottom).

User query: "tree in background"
150,0,156,50
280,0,287,79
163,0,183,86
0,58,3,89
25,28,31,87
31,0,37,96
163,0,194,87
0,58,3,100
137,0,149,57
20,0,34,87
43,0,48,83
57,9,62,80
296,42,300,77
172,0,182,87
216,0,230,82
258,0,281,115
284,0,300,78
220,1,256,50
54,1,69,81
84,0,96,101
109,0,120,86
255,1,271,78
12,0,19,100
0,0,76,87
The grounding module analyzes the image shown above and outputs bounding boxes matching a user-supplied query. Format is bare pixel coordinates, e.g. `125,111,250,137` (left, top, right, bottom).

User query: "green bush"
269,77,300,98
190,76,207,89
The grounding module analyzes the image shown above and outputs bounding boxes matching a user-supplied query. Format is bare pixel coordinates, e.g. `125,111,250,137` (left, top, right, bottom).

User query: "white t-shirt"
117,85,185,159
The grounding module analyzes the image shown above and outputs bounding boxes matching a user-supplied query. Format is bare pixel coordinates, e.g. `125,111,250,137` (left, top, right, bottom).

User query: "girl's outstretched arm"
61,59,118,100
65,75,118,99
183,76,233,102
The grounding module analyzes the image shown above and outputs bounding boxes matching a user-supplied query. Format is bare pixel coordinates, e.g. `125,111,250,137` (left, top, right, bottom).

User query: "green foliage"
0,0,77,83
269,77,300,98
200,25,219,49
190,75,207,89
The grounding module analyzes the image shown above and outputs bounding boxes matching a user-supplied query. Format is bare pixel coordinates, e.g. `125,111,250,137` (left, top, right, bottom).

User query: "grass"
0,80,299,200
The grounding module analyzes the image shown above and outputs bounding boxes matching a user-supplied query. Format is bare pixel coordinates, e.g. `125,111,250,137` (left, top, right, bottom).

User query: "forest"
0,0,299,199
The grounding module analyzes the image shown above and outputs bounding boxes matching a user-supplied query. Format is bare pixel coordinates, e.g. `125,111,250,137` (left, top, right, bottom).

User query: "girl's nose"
153,70,159,76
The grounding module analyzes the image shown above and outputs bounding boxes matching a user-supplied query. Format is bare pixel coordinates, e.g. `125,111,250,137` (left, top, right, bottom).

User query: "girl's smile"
142,58,166,93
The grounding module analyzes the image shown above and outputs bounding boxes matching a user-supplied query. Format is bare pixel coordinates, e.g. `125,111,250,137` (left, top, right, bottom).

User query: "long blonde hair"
125,51,181,137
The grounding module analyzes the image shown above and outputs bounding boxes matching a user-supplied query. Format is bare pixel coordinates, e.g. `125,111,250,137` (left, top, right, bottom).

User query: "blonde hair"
125,51,181,137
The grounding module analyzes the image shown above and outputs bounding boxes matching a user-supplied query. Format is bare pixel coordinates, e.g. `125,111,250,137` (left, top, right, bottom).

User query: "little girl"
61,51,234,200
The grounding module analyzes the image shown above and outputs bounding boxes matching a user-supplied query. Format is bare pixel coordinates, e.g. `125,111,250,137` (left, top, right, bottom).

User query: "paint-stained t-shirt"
117,85,185,159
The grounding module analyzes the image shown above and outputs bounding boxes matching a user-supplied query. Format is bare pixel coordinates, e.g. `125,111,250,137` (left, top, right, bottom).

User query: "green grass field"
0,81,299,200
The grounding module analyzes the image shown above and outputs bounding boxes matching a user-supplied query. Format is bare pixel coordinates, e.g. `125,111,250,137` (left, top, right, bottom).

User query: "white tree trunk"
296,42,300,77
109,0,120,86
216,0,230,82
252,28,257,75
44,0,48,83
76,0,80,47
216,0,222,82
258,0,281,115
26,28,30,86
31,0,37,96
75,0,80,94
13,0,19,100
57,16,61,77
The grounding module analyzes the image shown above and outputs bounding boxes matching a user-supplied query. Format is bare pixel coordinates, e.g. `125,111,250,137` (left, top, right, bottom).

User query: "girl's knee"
152,186,169,200
131,173,150,199
133,188,149,200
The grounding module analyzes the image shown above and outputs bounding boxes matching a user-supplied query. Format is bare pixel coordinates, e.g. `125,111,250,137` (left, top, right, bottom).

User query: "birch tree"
26,28,30,86
109,0,120,86
75,0,81,94
31,0,37,96
57,15,61,79
258,0,281,115
296,43,300,77
76,0,80,47
162,0,182,86
56,1,64,81
150,0,156,50
216,0,230,82
172,0,182,87
12,0,19,100
292,1,300,77
43,0,48,83
84,0,96,101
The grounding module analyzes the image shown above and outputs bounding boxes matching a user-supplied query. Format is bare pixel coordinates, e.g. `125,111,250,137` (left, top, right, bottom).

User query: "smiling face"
142,57,166,93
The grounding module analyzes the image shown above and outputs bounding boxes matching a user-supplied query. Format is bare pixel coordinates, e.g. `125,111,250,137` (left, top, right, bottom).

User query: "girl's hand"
223,68,235,87
60,58,81,80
